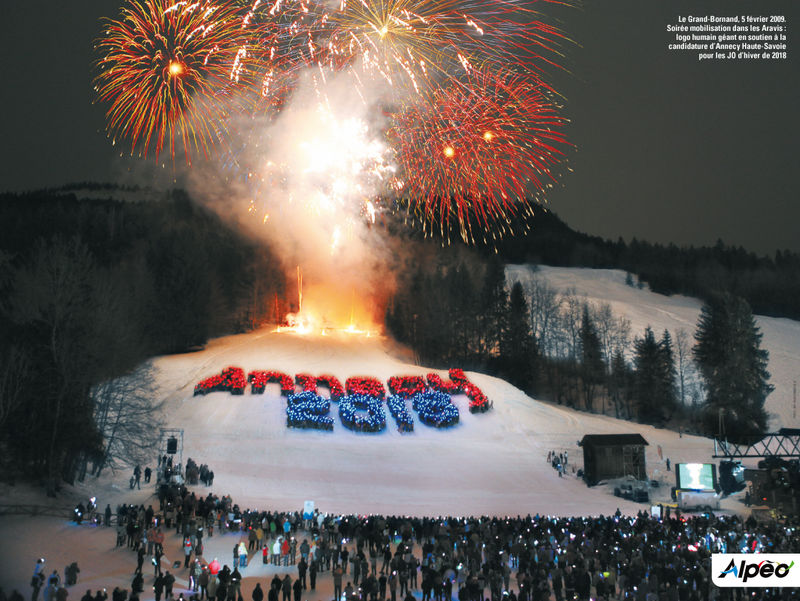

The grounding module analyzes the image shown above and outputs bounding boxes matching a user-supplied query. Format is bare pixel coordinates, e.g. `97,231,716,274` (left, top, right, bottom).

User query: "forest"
0,186,286,492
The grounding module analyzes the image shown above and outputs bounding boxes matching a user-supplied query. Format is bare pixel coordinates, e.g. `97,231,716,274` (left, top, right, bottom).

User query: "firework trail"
323,0,568,100
240,0,569,104
94,0,247,162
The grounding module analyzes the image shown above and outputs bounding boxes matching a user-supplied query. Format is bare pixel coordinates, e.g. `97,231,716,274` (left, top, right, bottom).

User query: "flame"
273,283,378,338
274,310,376,337
168,60,185,76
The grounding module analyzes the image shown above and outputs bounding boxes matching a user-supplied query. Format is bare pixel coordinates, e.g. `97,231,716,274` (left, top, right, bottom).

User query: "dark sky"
1,0,798,255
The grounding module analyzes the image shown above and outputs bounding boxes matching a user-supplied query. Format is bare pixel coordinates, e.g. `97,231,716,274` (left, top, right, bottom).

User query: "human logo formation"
194,368,491,432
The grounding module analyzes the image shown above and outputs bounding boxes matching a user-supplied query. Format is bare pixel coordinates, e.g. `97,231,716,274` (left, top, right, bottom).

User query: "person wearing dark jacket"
153,576,164,601
562,568,575,601
574,568,591,601
136,548,145,575
130,575,143,596
333,566,343,601
292,580,301,601
251,584,263,601
309,560,317,591
65,563,80,586
198,569,209,601
230,569,242,601
215,581,227,601
162,573,175,600
297,558,308,590
31,573,44,601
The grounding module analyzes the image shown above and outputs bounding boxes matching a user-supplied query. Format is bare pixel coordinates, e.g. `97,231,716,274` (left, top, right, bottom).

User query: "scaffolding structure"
159,428,184,472
712,429,800,459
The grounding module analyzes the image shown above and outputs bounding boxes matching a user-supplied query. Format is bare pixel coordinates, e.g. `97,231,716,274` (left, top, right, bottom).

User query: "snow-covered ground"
2,265,798,594
507,265,800,430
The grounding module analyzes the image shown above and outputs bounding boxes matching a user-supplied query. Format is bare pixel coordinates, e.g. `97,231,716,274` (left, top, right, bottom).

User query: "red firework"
94,0,247,162
389,66,569,243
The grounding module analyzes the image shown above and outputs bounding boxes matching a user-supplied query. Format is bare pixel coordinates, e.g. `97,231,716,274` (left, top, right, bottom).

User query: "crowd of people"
183,459,214,488
8,464,799,601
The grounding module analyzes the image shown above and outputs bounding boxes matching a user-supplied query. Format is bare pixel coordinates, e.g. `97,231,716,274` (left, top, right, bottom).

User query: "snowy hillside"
150,328,701,518
507,265,800,430
2,265,797,593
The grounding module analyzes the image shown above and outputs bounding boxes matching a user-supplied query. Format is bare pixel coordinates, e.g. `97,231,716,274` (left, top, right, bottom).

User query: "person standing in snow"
162,572,175,600
297,557,307,590
184,537,194,568
153,574,164,601
205,573,216,601
272,539,281,566
238,541,248,568
230,568,242,601
44,572,60,601
265,582,277,601
188,561,200,592
65,564,79,586
130,574,143,596
281,537,290,566
31,573,45,601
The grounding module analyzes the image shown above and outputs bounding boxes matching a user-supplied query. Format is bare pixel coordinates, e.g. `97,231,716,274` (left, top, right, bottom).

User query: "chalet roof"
579,434,649,447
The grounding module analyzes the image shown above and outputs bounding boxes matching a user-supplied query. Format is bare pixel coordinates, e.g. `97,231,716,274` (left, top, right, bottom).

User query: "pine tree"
633,326,676,423
478,258,507,360
579,305,605,411
499,282,537,391
659,329,678,413
609,351,632,418
693,293,772,442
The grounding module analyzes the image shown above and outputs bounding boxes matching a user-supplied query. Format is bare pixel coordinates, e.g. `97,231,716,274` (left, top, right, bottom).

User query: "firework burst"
389,65,569,244
94,0,247,162
95,0,573,243
323,0,569,101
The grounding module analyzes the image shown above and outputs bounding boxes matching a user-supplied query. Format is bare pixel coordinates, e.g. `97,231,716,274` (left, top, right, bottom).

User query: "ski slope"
507,265,800,430
2,265,798,593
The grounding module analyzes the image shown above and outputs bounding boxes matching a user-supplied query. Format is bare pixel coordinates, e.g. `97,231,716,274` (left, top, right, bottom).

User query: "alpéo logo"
718,558,794,583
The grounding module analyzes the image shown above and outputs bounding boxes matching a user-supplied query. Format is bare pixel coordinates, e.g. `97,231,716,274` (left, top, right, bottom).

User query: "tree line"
479,207,800,321
386,249,772,444
0,187,286,493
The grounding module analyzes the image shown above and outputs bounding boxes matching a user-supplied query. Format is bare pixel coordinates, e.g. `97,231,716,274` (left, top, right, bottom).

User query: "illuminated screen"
676,463,716,490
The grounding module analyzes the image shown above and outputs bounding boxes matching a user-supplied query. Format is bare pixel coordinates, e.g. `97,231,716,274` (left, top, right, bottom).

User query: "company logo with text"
712,554,798,587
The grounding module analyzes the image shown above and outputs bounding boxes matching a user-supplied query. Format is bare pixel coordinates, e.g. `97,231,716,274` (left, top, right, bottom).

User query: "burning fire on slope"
273,266,379,337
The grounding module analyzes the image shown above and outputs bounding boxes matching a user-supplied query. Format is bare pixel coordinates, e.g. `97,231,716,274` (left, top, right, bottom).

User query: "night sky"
1,0,798,255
